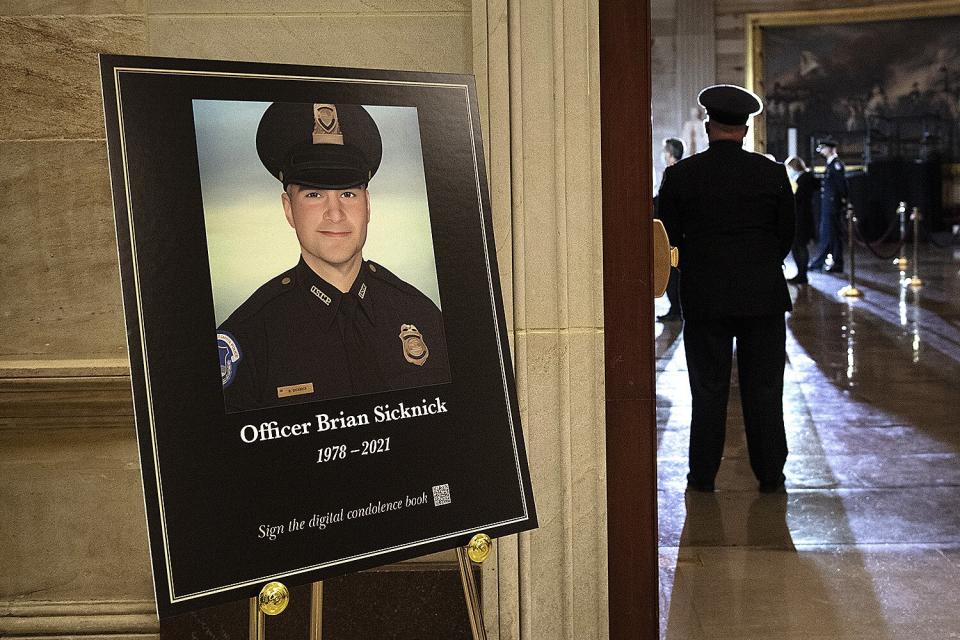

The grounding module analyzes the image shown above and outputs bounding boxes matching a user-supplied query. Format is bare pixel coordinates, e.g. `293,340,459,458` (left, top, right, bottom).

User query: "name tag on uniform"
277,382,315,398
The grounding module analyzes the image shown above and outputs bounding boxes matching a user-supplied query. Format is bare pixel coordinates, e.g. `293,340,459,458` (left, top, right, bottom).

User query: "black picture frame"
100,54,536,619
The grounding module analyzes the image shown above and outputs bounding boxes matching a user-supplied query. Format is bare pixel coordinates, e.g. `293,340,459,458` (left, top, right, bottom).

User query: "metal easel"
249,534,492,640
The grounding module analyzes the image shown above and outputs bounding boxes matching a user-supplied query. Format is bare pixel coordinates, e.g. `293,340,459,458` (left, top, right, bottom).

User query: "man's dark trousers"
683,314,788,486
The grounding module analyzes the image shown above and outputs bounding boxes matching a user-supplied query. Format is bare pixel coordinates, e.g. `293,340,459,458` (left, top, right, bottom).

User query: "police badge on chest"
399,324,429,366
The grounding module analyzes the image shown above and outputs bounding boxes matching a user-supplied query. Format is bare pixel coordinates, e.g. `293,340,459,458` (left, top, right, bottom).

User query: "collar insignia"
310,285,332,305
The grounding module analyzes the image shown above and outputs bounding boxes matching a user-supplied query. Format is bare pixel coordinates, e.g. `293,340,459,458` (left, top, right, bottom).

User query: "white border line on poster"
111,65,528,605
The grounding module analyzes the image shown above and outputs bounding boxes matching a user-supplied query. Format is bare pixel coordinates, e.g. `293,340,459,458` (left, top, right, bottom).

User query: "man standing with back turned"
658,85,795,493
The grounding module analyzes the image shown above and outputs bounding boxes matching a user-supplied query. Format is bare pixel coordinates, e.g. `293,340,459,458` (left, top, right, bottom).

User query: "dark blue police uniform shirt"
821,157,848,210
217,259,450,412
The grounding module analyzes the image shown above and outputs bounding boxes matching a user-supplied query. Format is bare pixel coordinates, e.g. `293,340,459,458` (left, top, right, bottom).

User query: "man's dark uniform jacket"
658,138,795,489
217,259,449,412
658,140,795,317
821,155,848,222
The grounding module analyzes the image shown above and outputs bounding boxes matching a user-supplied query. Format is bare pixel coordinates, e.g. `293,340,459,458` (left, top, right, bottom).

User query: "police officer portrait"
193,100,451,412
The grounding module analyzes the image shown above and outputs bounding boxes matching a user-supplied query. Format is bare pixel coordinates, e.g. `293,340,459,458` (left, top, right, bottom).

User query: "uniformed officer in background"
658,84,795,493
217,102,450,412
807,138,848,273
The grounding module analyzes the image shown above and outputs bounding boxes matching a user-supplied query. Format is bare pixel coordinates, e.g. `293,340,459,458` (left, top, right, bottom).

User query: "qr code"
432,483,451,506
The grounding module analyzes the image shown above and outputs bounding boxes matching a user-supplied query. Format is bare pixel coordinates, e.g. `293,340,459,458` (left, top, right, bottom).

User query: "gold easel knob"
258,581,290,616
467,533,492,563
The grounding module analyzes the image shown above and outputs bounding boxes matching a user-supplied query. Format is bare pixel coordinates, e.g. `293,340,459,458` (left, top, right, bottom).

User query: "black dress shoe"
657,311,682,322
685,479,715,493
787,275,808,285
759,474,786,493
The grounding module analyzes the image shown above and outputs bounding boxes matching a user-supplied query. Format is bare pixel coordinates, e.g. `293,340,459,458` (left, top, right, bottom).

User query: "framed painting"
746,2,960,165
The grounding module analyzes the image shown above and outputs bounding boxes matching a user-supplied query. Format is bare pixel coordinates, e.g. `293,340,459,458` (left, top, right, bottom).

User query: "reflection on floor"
656,243,960,640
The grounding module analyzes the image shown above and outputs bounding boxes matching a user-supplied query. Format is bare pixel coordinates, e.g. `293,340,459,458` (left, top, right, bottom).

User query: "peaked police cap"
256,102,383,190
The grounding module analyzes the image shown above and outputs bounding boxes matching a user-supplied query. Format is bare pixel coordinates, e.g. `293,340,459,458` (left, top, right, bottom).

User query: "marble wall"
0,3,472,639
473,0,608,638
2,1,613,639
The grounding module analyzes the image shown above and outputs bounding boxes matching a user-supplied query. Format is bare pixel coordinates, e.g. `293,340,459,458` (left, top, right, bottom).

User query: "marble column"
473,1,609,638
675,0,716,124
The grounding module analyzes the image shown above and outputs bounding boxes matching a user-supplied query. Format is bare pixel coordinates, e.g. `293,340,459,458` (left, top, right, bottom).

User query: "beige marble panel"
147,0,469,13
717,52,745,86
514,3,560,331
0,376,133,423
515,329,568,637
478,0,515,334
560,4,602,332
0,427,153,601
651,0,676,20
0,599,158,638
0,141,127,358
474,0,606,637
146,14,472,74
0,0,144,14
517,330,607,639
0,16,145,140
566,329,607,638
716,14,742,30
717,37,745,55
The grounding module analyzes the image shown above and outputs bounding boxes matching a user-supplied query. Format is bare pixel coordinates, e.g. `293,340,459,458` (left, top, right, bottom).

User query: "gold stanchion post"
894,201,908,268
909,207,924,288
457,534,492,640
309,582,323,640
839,201,863,298
249,597,265,640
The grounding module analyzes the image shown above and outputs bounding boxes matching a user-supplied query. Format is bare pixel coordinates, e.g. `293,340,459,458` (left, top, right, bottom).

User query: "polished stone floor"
655,239,960,639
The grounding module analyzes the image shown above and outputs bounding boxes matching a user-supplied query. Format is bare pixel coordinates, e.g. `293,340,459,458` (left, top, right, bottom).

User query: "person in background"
785,155,817,285
655,137,685,322
807,138,848,273
658,84,795,493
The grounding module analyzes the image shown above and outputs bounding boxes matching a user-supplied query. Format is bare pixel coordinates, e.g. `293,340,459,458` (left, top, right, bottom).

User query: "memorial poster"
100,55,536,618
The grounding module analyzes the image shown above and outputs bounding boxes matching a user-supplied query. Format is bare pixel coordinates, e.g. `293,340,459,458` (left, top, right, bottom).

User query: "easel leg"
310,581,323,640
249,597,265,640
456,547,487,640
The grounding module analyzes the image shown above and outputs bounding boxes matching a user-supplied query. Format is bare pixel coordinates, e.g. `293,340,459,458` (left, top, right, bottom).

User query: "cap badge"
399,324,429,366
313,104,344,145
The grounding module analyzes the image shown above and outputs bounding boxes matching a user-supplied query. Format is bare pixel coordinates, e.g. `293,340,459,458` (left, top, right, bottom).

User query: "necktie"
337,293,384,393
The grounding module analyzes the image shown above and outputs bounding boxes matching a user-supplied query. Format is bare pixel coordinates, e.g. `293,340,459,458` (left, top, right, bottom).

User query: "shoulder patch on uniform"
217,331,242,388
833,160,843,170
225,267,298,324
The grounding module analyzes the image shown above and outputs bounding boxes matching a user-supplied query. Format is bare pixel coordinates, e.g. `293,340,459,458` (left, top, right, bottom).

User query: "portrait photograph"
194,100,450,412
